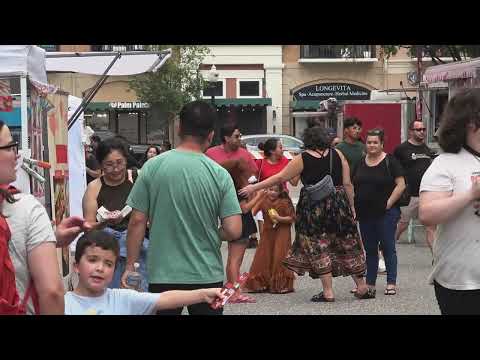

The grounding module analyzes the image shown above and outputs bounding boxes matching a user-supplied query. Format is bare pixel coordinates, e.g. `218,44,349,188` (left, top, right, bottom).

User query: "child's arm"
270,199,296,225
251,190,268,215
270,213,295,224
241,190,266,214
155,288,224,311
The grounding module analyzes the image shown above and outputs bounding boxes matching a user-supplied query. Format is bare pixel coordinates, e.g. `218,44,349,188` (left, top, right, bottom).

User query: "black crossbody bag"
304,148,335,202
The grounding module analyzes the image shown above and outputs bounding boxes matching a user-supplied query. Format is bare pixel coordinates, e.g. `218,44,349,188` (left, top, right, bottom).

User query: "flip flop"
230,294,257,303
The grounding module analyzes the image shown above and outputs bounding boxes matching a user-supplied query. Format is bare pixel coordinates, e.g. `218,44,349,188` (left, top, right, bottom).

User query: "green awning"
212,98,272,106
291,100,320,111
85,102,110,112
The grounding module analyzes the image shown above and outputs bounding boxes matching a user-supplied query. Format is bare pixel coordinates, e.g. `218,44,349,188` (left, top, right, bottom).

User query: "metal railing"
300,45,376,59
91,45,146,52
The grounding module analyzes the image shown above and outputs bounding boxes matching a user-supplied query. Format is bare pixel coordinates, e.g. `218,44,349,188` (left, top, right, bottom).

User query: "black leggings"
149,282,224,315
434,281,480,315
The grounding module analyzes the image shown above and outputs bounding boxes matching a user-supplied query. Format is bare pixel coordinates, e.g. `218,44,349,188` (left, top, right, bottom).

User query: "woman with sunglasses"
419,88,480,315
352,128,406,297
1,120,88,314
82,137,149,291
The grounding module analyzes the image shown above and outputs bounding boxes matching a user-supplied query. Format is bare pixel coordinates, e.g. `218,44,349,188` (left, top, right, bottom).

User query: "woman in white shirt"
0,121,88,314
419,88,480,315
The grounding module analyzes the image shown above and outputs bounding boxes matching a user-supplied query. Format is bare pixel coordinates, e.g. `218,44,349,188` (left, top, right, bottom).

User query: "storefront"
422,57,480,148
290,82,372,138
85,101,169,145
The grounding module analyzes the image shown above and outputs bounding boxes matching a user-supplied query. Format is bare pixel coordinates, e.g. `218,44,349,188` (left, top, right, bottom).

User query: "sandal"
384,287,396,296
354,288,376,299
230,294,257,303
310,292,335,302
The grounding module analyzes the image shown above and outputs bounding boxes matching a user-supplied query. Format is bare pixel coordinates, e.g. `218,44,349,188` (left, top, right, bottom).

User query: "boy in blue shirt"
65,230,223,315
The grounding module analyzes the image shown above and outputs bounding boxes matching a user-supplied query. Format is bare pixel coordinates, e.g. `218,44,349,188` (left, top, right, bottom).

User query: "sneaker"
378,258,386,274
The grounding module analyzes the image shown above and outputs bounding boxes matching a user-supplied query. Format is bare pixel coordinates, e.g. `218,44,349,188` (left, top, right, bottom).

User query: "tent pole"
20,75,29,152
67,52,122,130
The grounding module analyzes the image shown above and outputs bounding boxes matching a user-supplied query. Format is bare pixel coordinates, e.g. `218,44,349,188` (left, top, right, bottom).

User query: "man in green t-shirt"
336,117,366,177
121,101,242,315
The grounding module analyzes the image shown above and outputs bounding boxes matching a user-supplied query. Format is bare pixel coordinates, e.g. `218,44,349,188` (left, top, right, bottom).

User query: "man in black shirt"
393,120,436,252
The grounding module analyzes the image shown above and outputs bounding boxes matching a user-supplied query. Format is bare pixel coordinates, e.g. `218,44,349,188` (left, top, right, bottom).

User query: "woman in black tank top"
238,126,371,301
82,137,149,291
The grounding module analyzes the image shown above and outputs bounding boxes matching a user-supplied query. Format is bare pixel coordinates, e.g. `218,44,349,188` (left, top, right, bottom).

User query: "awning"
211,98,272,107
423,57,480,84
290,100,319,110
46,51,171,76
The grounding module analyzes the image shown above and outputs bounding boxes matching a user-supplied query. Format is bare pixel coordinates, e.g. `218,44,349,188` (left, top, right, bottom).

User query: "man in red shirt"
206,123,258,176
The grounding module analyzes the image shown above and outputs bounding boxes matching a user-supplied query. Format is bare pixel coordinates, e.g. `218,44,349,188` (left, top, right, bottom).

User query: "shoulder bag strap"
329,147,333,175
257,159,264,181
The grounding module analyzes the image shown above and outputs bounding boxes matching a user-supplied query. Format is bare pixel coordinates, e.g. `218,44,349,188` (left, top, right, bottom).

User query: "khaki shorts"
399,196,420,224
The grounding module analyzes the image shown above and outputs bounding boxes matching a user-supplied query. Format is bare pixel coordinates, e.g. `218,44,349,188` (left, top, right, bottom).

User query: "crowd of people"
2,88,480,315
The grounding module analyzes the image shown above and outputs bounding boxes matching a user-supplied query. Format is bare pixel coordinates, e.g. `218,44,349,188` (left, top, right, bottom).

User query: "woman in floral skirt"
239,126,373,302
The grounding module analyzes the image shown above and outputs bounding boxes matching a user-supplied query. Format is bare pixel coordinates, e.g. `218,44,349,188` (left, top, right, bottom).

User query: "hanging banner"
0,79,13,112
46,91,70,276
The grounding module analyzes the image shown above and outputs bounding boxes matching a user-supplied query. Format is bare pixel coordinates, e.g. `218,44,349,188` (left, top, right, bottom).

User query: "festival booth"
1,46,172,283
0,45,72,275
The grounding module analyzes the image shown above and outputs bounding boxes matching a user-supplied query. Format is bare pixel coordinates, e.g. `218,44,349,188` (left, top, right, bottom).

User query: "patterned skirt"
283,186,366,279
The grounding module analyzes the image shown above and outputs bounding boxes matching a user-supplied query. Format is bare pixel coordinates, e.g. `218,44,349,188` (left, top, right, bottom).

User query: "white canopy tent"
45,49,172,130
46,51,171,76
0,45,48,85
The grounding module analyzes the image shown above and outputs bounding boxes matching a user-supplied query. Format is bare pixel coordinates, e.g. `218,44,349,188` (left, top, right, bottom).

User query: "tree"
378,45,480,64
129,45,211,114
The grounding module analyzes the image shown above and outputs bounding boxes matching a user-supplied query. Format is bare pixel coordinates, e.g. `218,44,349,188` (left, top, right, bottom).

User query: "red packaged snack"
210,272,249,309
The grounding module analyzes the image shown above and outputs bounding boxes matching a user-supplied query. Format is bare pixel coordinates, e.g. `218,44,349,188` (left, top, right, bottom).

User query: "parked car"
241,134,304,159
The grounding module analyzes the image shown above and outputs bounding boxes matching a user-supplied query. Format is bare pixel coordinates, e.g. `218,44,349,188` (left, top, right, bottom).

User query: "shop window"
237,80,261,98
86,111,110,131
117,112,139,144
429,90,448,143
202,81,225,98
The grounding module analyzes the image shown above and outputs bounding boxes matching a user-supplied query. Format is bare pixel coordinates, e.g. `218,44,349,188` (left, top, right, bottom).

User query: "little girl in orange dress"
246,183,296,294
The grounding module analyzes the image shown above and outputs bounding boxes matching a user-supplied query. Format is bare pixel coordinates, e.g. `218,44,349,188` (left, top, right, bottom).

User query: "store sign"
293,83,371,101
109,102,150,109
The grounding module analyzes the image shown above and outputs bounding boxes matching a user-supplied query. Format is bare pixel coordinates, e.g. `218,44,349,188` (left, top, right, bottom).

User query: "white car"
241,134,304,159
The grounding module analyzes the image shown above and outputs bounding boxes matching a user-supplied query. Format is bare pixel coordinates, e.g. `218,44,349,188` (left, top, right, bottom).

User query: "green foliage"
379,45,480,64
129,45,210,115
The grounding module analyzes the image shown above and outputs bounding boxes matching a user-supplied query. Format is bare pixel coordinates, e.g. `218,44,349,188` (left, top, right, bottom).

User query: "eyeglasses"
103,159,126,171
0,141,19,155
412,128,427,132
232,134,242,139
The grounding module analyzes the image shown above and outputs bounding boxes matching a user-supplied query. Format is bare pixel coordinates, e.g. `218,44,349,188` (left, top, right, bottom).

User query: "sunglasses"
0,141,19,154
412,128,427,132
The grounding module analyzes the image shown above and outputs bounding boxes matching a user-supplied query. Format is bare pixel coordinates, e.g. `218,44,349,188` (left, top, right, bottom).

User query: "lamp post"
207,64,219,108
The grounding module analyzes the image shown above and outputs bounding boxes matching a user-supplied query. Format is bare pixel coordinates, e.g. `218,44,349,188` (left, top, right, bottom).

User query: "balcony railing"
91,45,146,52
38,45,59,52
300,45,376,59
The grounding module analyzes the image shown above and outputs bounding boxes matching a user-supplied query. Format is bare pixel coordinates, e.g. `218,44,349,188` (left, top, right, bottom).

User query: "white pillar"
265,67,282,134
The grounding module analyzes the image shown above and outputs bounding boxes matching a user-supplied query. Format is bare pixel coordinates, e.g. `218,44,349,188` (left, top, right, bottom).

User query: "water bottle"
126,262,143,291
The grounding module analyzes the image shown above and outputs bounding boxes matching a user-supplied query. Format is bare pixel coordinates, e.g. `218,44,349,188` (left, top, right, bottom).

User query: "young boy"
65,230,223,315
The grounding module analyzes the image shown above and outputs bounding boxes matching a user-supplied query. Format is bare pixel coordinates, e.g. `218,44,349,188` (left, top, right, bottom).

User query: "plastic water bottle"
126,262,143,291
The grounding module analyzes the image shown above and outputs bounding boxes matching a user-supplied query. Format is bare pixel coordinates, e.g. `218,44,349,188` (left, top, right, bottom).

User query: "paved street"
221,242,439,315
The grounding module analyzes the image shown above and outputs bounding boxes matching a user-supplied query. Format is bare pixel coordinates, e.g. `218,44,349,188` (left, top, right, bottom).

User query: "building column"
265,66,283,134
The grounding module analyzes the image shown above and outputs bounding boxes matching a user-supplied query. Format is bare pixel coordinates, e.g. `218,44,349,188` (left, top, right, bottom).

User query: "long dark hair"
0,120,18,205
302,126,330,151
438,88,480,153
258,138,279,157
141,145,161,166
